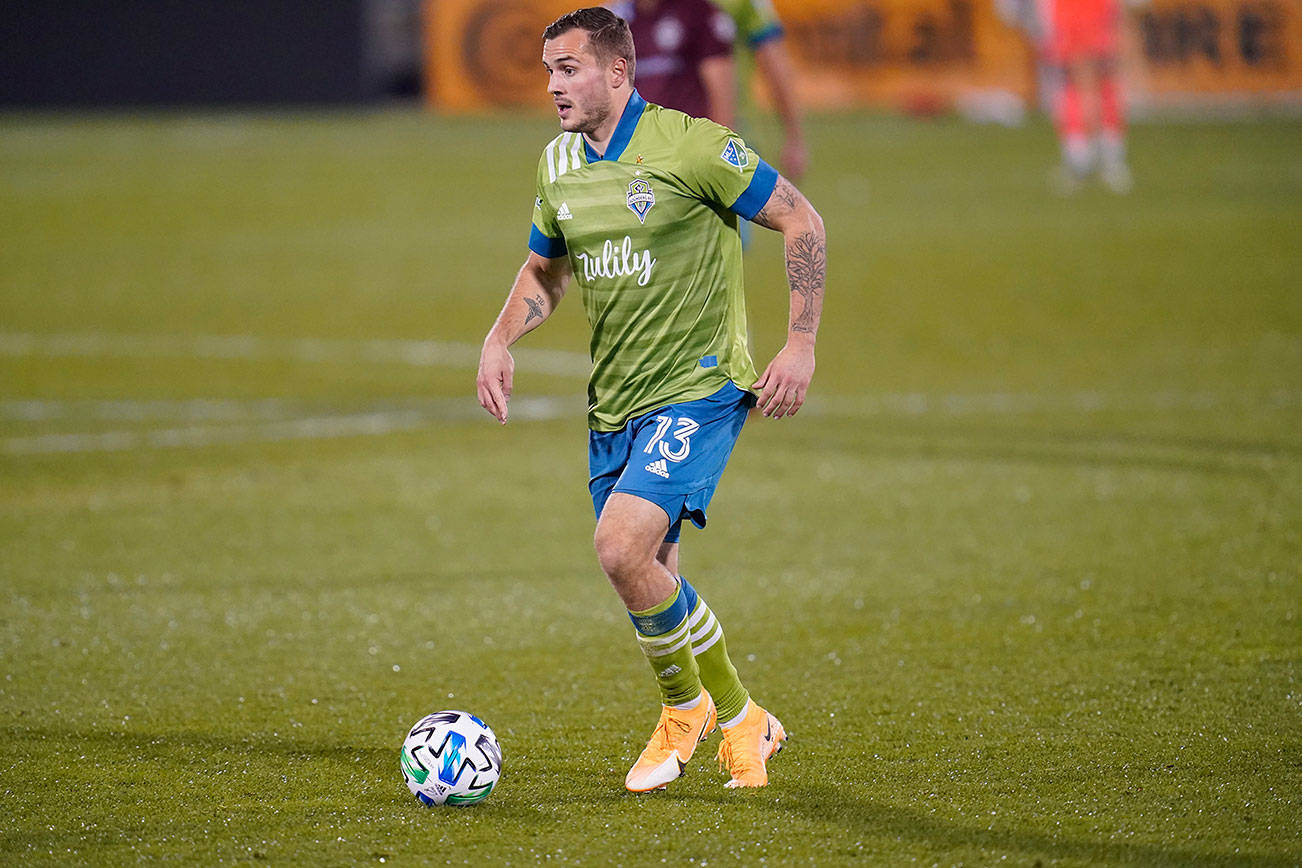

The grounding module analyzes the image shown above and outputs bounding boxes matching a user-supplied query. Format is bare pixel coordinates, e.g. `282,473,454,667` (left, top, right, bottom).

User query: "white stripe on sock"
689,611,718,644
643,631,692,657
691,623,723,655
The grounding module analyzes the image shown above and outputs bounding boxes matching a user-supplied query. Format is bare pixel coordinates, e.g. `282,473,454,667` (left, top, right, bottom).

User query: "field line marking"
5,387,1295,457
2,334,1295,415
807,391,1298,417
4,389,1294,428
0,332,590,378
2,397,576,455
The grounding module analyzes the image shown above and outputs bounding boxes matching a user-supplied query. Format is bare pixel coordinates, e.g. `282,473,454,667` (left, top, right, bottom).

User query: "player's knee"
593,524,643,581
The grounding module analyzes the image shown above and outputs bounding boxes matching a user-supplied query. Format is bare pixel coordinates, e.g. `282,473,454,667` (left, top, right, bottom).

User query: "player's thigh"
594,492,673,569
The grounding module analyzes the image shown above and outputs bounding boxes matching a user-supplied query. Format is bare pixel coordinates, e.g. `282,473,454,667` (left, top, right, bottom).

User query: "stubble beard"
565,101,610,138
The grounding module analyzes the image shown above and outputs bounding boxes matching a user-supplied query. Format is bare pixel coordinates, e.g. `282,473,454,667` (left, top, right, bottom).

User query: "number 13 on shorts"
643,415,700,462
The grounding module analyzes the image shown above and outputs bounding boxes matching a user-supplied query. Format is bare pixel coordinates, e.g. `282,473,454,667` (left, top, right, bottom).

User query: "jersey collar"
584,89,646,164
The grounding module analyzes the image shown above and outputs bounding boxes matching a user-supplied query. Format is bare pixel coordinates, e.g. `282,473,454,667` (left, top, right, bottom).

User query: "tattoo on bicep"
751,176,799,230
523,294,545,325
772,177,799,210
787,232,826,334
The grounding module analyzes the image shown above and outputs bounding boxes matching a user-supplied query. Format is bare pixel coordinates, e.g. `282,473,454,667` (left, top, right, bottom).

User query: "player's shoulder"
639,106,752,185
643,101,735,144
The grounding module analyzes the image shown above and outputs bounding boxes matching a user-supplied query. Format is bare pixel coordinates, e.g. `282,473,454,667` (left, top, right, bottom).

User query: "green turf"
1,108,1298,865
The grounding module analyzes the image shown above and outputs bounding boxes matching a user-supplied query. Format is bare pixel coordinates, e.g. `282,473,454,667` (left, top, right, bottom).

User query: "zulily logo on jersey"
576,236,657,286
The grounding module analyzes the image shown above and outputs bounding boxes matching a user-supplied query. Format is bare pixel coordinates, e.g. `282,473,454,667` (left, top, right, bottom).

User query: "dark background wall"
0,0,423,107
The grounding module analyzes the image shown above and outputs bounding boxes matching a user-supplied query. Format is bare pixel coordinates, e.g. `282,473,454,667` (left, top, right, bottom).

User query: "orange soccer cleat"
716,700,787,788
624,691,717,792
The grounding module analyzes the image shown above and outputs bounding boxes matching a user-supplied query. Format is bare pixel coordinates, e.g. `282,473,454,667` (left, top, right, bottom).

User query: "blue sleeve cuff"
528,225,567,258
748,23,784,47
730,159,779,221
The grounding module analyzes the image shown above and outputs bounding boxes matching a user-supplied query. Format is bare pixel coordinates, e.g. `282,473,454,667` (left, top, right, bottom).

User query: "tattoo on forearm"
523,294,545,325
787,231,825,334
752,177,799,230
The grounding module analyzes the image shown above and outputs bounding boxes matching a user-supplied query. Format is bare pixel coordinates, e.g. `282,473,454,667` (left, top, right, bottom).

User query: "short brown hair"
543,7,636,79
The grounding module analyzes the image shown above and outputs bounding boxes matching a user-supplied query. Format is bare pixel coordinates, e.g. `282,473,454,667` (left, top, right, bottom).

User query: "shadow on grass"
549,780,1292,868
7,727,1294,866
664,779,1293,868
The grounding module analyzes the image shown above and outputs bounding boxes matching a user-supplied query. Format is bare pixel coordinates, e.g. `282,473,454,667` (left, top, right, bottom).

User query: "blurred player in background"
615,0,807,180
712,0,808,181
611,0,738,127
477,7,825,791
1001,0,1133,192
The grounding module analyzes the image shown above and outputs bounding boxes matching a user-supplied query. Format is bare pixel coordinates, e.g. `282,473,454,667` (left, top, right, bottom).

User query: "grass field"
1,107,1299,865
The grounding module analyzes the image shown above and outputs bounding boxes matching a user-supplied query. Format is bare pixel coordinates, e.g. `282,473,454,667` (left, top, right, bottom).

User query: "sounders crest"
626,178,655,223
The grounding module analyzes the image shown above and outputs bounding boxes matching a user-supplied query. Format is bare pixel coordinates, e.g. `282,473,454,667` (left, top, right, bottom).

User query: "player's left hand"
753,341,815,418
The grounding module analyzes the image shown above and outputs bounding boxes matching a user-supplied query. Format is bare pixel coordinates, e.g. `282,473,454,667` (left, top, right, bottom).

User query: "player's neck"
583,88,634,158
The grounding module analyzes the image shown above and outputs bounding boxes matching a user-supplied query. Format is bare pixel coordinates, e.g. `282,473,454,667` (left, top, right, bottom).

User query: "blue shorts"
589,382,755,543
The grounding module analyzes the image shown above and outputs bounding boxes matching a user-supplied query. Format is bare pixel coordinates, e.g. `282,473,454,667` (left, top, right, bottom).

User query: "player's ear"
610,56,629,89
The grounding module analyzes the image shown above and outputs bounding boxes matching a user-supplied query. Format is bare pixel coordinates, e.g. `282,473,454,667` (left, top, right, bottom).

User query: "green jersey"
709,0,785,48
529,91,778,432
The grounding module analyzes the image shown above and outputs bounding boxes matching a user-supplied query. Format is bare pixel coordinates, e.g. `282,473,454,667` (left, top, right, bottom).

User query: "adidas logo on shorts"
645,458,670,479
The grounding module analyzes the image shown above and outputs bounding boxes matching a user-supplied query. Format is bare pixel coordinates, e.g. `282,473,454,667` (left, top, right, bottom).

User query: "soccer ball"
400,710,502,806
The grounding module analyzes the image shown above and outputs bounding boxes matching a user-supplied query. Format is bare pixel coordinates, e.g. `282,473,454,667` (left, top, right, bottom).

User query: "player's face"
542,31,613,136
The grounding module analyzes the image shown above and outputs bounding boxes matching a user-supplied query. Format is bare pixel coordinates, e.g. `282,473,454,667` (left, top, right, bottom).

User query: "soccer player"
476,7,825,791
1031,0,1133,191
617,1,807,180
710,0,808,181
611,0,738,127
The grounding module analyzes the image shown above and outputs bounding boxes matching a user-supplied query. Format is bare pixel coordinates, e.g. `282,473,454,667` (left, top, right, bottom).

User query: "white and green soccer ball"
400,710,502,806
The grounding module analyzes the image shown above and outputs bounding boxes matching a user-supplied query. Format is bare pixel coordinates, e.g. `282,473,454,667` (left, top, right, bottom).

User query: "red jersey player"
1004,0,1133,191
1041,0,1132,191
610,0,737,125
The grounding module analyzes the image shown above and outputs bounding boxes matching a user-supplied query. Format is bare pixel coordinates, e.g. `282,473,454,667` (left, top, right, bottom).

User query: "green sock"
679,578,750,723
629,584,702,707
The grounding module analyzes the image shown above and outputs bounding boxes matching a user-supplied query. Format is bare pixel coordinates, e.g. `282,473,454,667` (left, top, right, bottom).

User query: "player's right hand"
476,341,514,425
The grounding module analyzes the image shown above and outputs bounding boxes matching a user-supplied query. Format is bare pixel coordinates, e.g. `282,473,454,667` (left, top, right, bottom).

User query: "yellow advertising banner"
424,0,577,111
423,0,1301,112
769,0,1036,111
1125,0,1302,105
422,0,1033,111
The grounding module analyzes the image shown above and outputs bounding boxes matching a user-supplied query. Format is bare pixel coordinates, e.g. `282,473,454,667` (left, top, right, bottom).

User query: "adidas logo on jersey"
645,458,670,479
557,202,573,221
